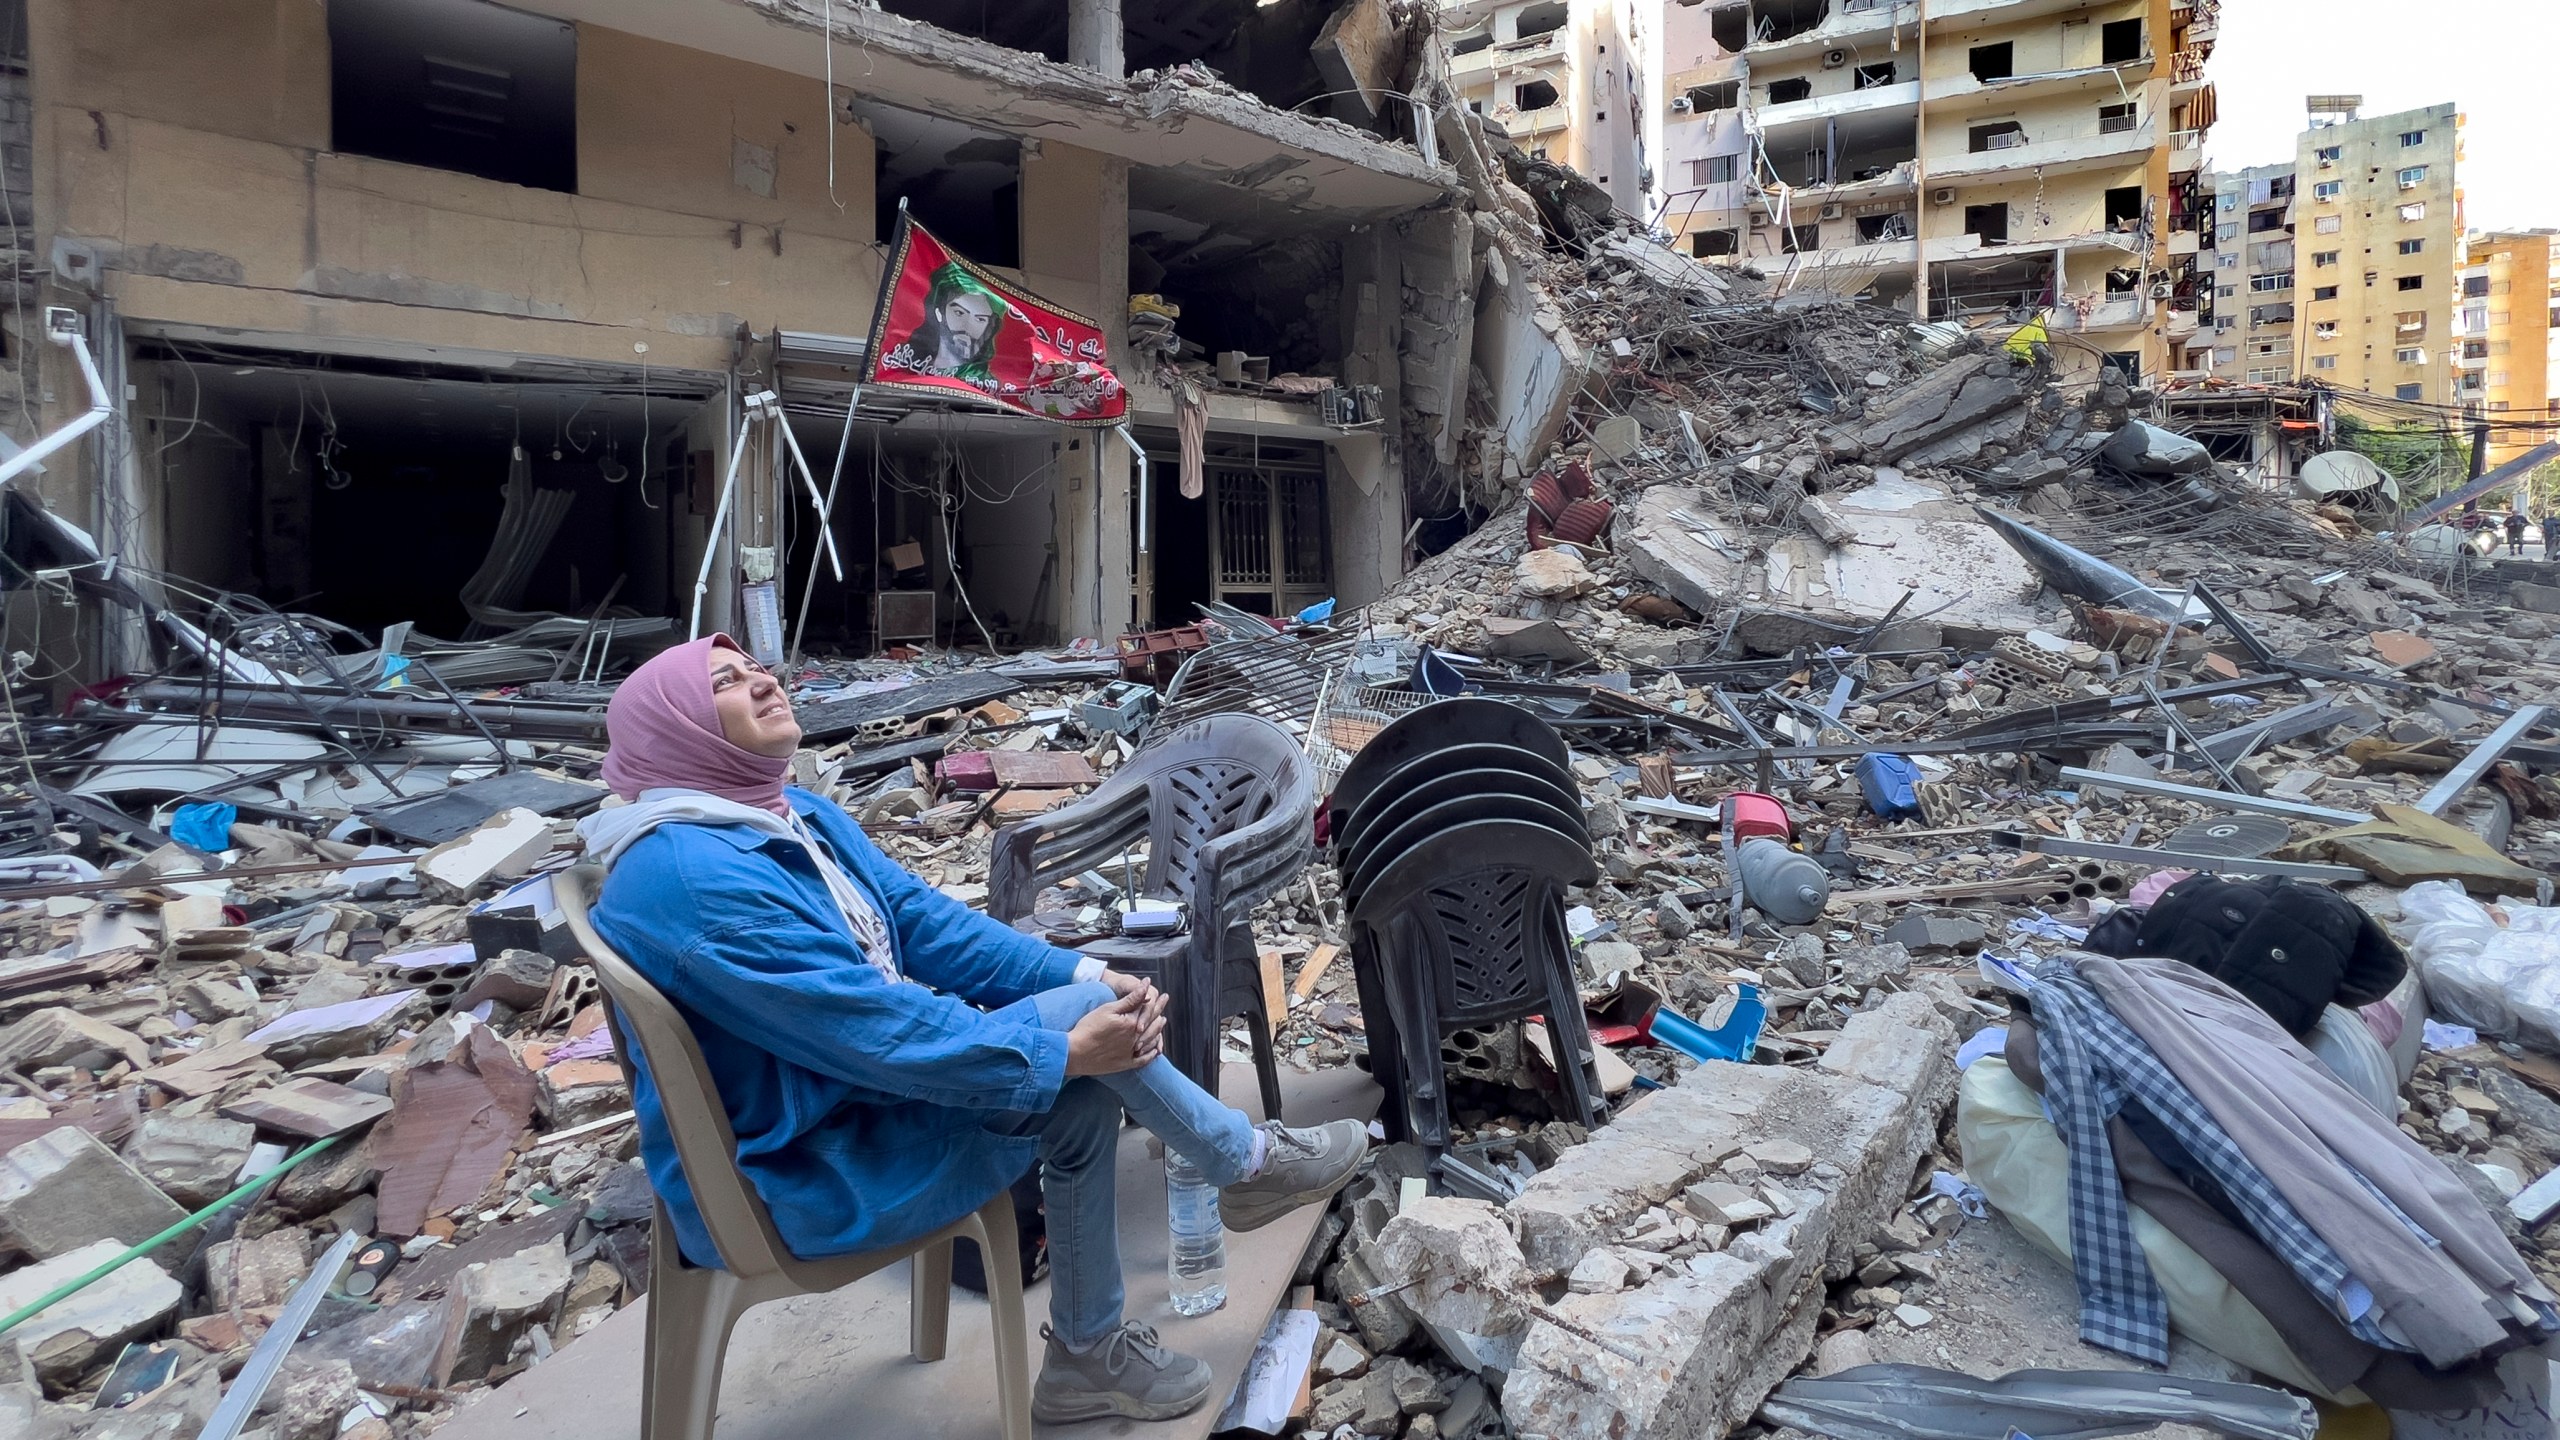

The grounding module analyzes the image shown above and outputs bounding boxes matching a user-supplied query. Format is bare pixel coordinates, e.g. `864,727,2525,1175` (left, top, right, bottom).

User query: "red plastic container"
1726,791,1792,842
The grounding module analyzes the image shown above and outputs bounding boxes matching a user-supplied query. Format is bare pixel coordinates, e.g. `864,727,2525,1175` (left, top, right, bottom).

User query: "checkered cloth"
2028,958,2382,1363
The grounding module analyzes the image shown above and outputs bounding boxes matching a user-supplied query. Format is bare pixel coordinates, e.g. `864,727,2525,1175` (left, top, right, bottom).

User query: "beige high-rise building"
2287,98,2463,405
2196,161,2295,383
1444,0,1653,217
2457,231,2560,470
1660,0,2217,384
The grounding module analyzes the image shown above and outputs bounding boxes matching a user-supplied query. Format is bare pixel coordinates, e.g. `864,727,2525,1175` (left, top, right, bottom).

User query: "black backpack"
2084,874,2407,1037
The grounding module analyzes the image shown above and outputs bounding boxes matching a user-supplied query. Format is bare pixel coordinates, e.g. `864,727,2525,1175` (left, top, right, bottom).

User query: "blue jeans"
983,982,1258,1347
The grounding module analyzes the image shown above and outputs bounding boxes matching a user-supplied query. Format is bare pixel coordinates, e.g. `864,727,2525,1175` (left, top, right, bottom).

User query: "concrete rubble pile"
1241,210,2560,1440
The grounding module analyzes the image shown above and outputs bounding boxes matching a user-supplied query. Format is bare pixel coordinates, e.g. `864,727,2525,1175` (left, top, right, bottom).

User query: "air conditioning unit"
1822,48,1851,68
2149,281,2175,300
1670,96,1694,112
1820,203,1844,220
1931,187,1958,206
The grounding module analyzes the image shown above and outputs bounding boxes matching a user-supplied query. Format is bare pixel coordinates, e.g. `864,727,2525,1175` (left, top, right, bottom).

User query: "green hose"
0,1132,342,1339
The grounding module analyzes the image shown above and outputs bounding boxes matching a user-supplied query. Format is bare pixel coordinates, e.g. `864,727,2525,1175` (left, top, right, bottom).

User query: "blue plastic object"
170,802,237,853
1295,597,1337,625
1856,752,1925,819
1646,984,1766,1064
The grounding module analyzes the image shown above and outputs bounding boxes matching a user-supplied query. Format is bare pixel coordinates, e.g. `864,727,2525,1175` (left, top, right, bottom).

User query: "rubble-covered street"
0,183,2555,1440
0,2,2556,1438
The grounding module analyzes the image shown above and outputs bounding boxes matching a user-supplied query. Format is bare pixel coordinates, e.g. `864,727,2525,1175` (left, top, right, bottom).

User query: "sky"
2203,0,2555,233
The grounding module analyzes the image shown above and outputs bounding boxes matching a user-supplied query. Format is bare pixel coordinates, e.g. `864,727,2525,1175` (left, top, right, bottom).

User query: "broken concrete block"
1326,1243,1418,1355
418,808,556,899
454,949,557,1013
1373,1197,1534,1338
122,1111,257,1208
1880,914,1986,954
1385,1355,1445,1415
450,1236,573,1381
0,1008,149,1074
0,1241,182,1386
1683,1181,1772,1227
2368,629,2438,670
1514,547,1596,599
1742,1139,1813,1175
206,1228,313,1311
0,1127,191,1260
1313,1330,1370,1383
256,1358,361,1440
2511,581,2560,615
1773,933,1828,988
1835,941,1912,991
1567,1248,1633,1295
248,989,432,1068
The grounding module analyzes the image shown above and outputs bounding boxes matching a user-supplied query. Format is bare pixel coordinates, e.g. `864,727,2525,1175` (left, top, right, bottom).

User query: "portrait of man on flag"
862,209,1128,426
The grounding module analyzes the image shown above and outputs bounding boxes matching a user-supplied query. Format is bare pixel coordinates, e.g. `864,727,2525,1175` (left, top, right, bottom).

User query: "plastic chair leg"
1247,1002,1285,1124
1348,930,1411,1142
909,1237,954,1362
975,1198,1035,1440
643,1240,748,1440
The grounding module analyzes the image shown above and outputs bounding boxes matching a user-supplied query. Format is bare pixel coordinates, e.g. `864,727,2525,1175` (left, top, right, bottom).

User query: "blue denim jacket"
588,786,1081,1266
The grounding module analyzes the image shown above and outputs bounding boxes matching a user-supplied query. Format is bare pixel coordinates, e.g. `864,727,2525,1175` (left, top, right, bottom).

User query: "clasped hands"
1064,969,1171,1077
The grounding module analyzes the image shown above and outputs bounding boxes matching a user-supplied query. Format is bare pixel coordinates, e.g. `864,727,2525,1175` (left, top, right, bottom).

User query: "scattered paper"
1208,1306,1320,1435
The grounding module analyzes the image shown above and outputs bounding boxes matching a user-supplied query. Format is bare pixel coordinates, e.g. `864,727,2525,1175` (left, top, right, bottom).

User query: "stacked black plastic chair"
1329,698,1605,1171
989,713,1315,1121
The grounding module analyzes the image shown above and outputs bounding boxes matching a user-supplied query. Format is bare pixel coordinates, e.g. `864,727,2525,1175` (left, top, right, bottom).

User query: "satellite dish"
2296,451,2400,505
2166,815,2293,858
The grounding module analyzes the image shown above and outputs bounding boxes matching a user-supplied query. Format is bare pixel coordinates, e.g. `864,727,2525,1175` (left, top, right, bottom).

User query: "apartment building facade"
2457,230,2560,469
2198,161,2296,383
2288,99,2462,406
1445,0,1652,215
9,0,1509,683
1658,0,2216,382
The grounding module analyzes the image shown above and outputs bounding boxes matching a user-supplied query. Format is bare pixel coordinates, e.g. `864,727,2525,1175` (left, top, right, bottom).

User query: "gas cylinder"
1736,836,1830,925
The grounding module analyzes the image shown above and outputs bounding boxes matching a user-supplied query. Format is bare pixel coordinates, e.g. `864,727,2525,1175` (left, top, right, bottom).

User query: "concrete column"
1067,0,1124,80
1331,225,1406,608
1037,147,1131,640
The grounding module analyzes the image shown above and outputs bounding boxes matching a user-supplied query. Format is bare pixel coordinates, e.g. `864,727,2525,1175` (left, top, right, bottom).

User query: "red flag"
859,209,1128,426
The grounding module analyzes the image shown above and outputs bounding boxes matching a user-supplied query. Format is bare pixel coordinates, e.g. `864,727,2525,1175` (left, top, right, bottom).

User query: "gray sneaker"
1220,1119,1370,1233
1031,1321,1214,1423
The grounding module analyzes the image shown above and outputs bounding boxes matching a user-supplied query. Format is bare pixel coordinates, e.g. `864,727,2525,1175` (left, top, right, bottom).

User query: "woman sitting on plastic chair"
578,636,1368,1423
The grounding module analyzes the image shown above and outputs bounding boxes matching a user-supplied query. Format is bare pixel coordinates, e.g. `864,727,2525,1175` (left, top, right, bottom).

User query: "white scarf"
578,789,900,980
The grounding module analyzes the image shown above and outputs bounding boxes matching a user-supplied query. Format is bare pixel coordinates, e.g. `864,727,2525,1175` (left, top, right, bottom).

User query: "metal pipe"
0,313,113,489
1991,831,2368,883
1119,424,1150,556
2058,766,2373,825
688,393,763,639
2416,704,2552,816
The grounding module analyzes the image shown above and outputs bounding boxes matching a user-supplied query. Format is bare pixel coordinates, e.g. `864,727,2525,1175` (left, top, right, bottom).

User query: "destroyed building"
0,0,1590,677
1659,0,2219,386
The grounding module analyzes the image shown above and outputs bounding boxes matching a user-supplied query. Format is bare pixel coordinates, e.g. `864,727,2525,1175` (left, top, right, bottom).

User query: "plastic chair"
1347,818,1608,1152
989,713,1315,1122
556,865,1033,1440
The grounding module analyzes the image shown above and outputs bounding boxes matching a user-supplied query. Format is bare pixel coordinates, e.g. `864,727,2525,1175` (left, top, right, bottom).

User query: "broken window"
1857,212,1912,241
1691,228,1741,257
2396,310,2428,334
2104,350,2142,382
1514,78,1559,109
1685,80,1740,112
1786,222,1821,252
2398,275,2425,291
1710,3,1749,52
2315,145,2342,167
1854,62,1897,89
1768,77,1813,104
1968,120,2027,153
865,100,1022,265
1969,42,2013,81
2099,102,2138,135
2101,18,2143,63
2400,129,2427,147
2313,285,2339,300
2314,214,2342,234
2247,209,2284,233
2398,165,2428,188
2104,186,2144,230
2399,238,2425,255
328,0,578,194
1512,2,1569,41
1963,203,2008,245
1749,0,1831,45
2399,202,2427,222
2312,250,2339,267
2314,320,2339,338
2106,268,2141,299
1451,30,1493,55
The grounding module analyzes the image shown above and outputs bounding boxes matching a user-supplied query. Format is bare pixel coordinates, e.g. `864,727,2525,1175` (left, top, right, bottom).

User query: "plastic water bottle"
1165,1152,1228,1316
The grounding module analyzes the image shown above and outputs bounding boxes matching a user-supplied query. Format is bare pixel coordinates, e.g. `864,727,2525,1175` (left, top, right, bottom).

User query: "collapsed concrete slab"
1500,993,1956,1440
1823,353,2031,467
1622,476,2049,647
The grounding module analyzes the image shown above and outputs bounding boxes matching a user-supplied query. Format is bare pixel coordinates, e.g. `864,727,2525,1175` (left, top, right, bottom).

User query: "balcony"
1450,29,1563,80
2166,308,2200,340
2051,296,2151,332
1499,102,1571,137
2168,228,2199,257
1931,119,2159,184
2169,128,2203,173
1754,79,1920,131
1738,0,2119,67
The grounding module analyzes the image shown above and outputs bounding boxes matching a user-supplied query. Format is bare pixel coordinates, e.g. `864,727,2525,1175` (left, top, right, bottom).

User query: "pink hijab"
600,634,792,814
